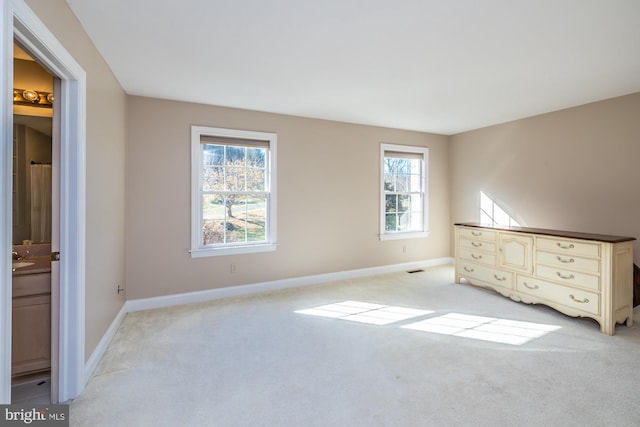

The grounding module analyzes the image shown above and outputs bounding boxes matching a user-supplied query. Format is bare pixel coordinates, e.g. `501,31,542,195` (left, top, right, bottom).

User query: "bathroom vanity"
454,223,635,335
11,245,52,378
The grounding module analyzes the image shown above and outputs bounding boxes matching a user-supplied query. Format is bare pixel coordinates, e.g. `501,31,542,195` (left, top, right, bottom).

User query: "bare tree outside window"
202,144,268,245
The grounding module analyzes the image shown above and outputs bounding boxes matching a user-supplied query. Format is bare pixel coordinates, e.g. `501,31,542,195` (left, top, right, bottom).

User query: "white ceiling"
66,0,640,135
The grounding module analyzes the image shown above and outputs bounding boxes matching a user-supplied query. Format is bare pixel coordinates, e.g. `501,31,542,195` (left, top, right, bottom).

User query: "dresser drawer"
536,237,601,258
459,261,513,289
516,276,599,316
458,227,496,242
458,247,496,266
536,251,600,273
459,238,496,253
536,264,600,291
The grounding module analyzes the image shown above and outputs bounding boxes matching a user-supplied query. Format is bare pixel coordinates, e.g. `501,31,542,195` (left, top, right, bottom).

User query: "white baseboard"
126,257,454,313
83,303,127,386
84,257,453,384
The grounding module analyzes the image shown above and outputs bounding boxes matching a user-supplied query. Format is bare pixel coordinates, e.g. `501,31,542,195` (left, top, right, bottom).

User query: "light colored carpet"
70,265,640,426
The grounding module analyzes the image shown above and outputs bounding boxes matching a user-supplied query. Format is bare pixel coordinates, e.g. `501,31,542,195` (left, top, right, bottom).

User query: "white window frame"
190,125,277,257
380,143,429,241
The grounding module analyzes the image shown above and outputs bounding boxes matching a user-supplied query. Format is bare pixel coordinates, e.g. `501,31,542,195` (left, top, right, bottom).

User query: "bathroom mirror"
12,114,53,245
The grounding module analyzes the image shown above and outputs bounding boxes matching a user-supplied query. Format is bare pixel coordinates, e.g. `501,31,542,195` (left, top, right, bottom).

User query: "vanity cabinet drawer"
459,238,496,253
458,227,496,242
517,276,599,316
459,261,513,289
536,251,600,273
458,247,496,266
536,265,599,291
12,273,51,298
537,237,601,258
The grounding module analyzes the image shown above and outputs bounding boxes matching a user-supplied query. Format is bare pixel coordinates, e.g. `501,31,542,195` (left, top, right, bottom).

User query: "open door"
50,76,61,404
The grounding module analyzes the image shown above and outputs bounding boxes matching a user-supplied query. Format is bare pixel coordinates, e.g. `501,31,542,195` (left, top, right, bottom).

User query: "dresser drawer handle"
569,294,589,304
494,274,507,281
556,256,575,264
471,254,483,260
523,282,539,290
556,272,575,280
464,267,475,273
472,231,482,236
556,242,575,250
471,242,483,247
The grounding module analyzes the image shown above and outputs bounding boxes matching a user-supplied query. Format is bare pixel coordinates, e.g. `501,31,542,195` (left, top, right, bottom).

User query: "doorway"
2,1,86,404
11,41,56,404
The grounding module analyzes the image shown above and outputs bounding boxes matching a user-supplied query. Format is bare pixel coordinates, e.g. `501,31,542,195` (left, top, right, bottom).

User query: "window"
480,191,520,227
380,144,429,240
191,126,277,257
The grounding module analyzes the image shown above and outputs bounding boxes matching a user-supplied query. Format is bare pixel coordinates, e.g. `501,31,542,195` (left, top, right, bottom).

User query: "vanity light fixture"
13,88,53,108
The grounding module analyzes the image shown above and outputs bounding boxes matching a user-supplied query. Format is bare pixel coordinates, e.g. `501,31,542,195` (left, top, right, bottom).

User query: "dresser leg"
600,322,615,336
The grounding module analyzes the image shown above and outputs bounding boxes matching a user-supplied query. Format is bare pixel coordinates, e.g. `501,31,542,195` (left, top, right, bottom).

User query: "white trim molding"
80,258,452,393
127,257,454,313
0,0,15,405
84,304,127,386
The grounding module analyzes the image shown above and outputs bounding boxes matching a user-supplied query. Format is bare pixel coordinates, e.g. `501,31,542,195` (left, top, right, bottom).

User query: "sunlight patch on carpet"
402,313,561,345
295,300,433,325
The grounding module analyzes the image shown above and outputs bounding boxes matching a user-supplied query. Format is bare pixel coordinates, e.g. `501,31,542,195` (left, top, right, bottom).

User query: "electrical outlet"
230,263,237,273
402,245,407,254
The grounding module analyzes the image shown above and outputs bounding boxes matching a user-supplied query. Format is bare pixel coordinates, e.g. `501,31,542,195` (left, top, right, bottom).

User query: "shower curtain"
30,163,52,242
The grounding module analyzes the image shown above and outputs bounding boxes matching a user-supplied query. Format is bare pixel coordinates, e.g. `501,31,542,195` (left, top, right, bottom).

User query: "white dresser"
454,223,635,335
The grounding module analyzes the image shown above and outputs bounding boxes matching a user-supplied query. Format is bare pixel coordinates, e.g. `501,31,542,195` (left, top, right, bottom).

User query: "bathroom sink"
12,261,34,269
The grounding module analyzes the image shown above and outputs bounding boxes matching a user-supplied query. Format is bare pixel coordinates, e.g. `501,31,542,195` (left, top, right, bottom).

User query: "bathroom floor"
12,373,51,404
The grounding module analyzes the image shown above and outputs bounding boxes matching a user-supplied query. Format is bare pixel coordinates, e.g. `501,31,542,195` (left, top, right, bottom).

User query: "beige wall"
126,96,450,299
450,92,640,264
25,0,127,360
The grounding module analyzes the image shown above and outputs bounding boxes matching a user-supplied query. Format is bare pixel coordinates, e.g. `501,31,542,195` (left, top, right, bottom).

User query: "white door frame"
1,0,86,403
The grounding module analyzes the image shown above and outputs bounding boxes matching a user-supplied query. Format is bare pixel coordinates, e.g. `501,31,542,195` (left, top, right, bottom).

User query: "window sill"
379,231,429,241
190,243,277,258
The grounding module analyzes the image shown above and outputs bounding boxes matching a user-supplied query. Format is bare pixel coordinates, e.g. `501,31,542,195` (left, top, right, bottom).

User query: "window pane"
203,219,225,245
396,173,410,192
202,194,224,221
247,195,267,242
385,213,397,232
203,144,224,166
398,194,411,213
384,173,395,192
247,147,266,168
246,168,265,191
226,145,245,163
203,193,225,245
225,166,246,191
385,194,397,213
203,166,224,191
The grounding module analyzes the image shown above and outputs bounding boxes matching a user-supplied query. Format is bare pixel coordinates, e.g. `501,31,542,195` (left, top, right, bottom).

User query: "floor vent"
407,269,424,274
